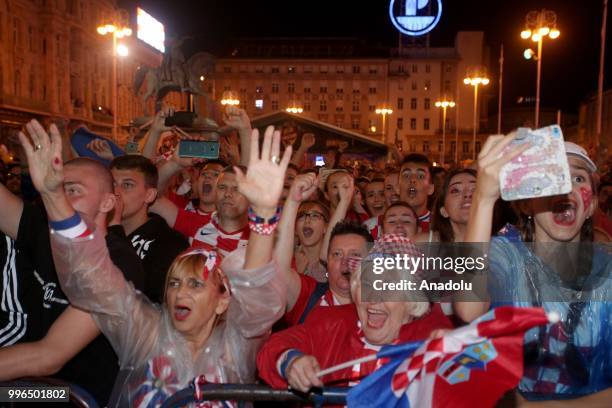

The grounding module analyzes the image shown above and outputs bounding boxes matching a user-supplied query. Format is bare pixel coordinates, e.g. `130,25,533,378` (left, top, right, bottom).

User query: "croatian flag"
347,306,551,408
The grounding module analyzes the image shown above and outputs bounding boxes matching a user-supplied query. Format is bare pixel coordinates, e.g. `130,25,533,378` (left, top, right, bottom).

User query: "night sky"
121,0,610,114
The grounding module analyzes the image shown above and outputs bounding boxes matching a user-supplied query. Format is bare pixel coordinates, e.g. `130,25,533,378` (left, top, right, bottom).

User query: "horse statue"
134,51,216,116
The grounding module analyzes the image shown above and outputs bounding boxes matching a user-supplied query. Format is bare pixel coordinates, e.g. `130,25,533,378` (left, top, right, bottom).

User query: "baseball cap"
564,142,597,173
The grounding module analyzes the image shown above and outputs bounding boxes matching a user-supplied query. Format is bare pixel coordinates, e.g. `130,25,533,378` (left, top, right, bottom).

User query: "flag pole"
316,355,379,378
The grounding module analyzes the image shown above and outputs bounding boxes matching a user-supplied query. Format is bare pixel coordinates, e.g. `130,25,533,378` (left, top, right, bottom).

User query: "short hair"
220,165,246,176
287,163,300,174
65,157,113,193
110,155,158,189
383,200,417,221
367,177,385,185
329,221,374,252
194,159,229,171
298,200,330,222
401,153,431,168
324,169,350,193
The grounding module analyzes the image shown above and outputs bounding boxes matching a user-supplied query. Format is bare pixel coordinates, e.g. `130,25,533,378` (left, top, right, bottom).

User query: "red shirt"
173,209,249,256
284,274,338,326
258,303,452,389
418,210,431,233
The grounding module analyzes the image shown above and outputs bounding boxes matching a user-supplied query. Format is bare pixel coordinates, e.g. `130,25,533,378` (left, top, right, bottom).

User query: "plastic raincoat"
50,229,286,407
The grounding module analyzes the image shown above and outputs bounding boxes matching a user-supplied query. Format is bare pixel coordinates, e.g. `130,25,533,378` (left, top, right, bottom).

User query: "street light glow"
116,44,129,57
524,48,535,60
520,29,532,39
538,27,550,36
532,33,541,42
549,29,560,39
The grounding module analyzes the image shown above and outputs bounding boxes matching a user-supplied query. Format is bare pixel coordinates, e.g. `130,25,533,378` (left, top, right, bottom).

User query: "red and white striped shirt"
173,209,249,256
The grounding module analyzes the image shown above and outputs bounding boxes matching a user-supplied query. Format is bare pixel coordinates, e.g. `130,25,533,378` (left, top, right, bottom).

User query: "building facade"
215,33,490,164
0,0,166,146
578,88,612,156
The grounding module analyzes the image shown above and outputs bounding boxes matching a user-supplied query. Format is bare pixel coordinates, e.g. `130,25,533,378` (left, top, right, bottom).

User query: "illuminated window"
255,99,263,109
288,66,296,74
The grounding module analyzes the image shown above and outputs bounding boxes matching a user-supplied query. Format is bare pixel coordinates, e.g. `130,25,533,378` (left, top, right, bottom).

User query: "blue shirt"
488,236,612,400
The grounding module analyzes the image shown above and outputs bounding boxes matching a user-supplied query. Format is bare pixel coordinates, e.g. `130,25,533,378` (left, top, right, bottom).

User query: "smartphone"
164,111,196,128
178,140,220,159
315,155,325,167
499,125,571,201
125,141,139,154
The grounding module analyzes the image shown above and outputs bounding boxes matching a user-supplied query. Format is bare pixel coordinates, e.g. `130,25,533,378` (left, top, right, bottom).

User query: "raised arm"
0,306,100,380
455,133,529,322
319,174,354,260
141,107,174,160
223,107,252,167
274,173,319,309
19,119,160,364
290,132,315,167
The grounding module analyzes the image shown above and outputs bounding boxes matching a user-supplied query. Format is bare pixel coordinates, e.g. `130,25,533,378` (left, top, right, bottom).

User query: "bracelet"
280,349,304,379
248,206,282,236
49,212,81,230
49,213,92,239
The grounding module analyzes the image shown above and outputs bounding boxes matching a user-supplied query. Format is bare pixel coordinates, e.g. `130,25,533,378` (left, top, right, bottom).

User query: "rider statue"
161,35,190,90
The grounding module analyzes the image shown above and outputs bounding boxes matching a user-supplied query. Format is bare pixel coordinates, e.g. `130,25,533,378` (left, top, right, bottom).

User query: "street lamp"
220,90,240,106
521,9,560,128
463,71,489,160
97,23,131,140
286,106,304,114
375,107,393,143
435,99,455,166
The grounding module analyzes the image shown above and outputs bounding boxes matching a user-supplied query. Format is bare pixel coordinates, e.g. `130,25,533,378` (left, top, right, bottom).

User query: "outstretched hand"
18,120,63,196
223,106,251,132
235,126,292,213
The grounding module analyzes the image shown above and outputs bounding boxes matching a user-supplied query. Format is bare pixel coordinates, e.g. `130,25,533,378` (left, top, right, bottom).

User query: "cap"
564,142,597,173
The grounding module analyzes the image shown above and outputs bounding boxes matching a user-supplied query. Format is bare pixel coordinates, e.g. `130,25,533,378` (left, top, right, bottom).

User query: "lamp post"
435,99,455,166
375,107,393,143
463,73,489,160
97,23,131,141
521,9,560,128
220,90,240,106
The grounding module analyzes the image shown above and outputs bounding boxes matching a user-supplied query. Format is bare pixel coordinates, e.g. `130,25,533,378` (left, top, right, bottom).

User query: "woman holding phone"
455,134,612,404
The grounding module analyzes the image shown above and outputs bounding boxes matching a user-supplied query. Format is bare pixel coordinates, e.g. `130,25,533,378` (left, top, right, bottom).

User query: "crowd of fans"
0,106,610,407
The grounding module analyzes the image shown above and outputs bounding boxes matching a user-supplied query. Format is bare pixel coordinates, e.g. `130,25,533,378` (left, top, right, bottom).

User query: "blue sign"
389,0,443,36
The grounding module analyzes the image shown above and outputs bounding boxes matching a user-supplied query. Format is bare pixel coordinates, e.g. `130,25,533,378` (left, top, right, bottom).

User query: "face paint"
579,187,593,210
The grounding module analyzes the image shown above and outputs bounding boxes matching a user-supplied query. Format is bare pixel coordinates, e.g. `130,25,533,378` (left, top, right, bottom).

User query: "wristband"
49,213,92,239
280,349,304,379
248,206,282,236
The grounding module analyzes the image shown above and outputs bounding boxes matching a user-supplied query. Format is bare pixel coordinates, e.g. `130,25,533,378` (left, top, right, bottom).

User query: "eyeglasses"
297,211,326,222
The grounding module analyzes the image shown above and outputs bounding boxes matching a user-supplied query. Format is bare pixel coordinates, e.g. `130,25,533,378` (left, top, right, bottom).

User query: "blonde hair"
163,252,227,303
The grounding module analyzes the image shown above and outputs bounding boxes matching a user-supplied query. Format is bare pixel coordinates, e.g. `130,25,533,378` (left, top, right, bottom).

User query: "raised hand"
299,133,316,150
235,126,292,213
337,173,355,204
289,173,319,203
151,106,175,134
18,120,63,196
86,138,114,161
475,133,531,202
223,106,251,132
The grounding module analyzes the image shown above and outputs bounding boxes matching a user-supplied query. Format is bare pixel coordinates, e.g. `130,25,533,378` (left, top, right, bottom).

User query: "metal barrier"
160,384,349,408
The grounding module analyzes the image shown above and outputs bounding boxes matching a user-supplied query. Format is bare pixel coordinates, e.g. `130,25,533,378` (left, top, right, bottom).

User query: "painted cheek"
579,187,593,210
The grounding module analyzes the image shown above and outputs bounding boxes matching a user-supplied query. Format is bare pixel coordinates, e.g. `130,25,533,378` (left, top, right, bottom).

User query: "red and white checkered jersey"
173,209,249,256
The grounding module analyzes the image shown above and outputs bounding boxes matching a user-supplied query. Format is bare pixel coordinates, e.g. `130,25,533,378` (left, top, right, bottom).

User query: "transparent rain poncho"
50,230,286,407
487,237,612,400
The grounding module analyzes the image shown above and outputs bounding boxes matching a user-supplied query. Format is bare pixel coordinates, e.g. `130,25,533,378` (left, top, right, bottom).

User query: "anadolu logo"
389,0,443,37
